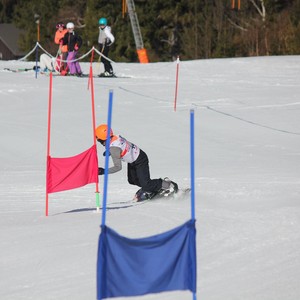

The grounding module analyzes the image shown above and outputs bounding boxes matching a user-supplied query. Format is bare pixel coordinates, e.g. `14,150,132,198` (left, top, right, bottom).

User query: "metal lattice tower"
126,0,144,50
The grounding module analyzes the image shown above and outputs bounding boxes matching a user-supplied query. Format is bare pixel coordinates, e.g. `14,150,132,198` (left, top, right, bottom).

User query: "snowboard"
102,188,191,209
140,186,191,201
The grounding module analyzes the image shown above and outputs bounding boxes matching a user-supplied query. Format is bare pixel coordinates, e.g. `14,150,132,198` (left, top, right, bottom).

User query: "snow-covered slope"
0,56,299,299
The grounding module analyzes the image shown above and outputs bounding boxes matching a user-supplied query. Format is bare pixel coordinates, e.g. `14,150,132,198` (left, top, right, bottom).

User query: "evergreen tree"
5,0,300,62
13,0,59,54
0,0,18,22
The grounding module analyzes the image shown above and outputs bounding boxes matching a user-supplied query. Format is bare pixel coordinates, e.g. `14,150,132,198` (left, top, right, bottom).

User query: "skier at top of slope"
95,124,178,201
97,17,115,77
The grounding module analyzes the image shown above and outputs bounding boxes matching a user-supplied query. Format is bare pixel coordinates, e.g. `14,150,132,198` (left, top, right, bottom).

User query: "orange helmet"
95,124,113,141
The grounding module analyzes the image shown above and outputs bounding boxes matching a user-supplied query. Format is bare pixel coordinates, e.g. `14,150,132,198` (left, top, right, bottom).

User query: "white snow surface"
0,56,300,300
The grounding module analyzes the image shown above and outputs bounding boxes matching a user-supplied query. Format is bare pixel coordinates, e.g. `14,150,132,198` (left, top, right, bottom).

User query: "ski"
3,67,33,73
98,73,117,78
3,68,131,79
96,75,131,79
39,72,130,78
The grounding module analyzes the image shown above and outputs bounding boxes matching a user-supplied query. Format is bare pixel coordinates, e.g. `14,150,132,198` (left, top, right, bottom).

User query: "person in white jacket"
98,17,115,77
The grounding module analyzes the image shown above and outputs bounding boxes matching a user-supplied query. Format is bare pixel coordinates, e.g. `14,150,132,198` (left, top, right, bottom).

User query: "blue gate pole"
190,109,197,300
35,42,39,79
190,109,195,221
101,90,114,226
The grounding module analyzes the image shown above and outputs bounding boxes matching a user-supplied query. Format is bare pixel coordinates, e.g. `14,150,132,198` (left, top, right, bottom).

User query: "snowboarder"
97,17,115,77
39,53,56,72
95,124,178,201
38,53,68,75
61,22,83,76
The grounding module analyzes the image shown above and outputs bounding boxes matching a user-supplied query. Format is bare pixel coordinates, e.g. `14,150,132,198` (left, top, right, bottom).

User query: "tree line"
1,0,300,62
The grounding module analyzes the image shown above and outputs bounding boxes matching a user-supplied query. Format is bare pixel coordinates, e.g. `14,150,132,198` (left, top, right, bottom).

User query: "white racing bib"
110,135,140,163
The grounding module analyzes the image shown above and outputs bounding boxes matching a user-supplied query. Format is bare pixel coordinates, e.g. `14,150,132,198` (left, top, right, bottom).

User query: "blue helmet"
98,18,107,26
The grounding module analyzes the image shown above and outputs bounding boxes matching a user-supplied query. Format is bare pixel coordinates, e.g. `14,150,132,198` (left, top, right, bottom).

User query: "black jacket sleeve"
76,34,82,49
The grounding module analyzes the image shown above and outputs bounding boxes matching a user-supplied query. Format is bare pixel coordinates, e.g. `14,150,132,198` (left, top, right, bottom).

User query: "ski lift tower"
126,0,149,63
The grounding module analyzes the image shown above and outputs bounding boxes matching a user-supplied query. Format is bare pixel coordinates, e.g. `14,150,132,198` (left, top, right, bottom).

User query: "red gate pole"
45,72,53,216
174,56,180,112
89,57,101,211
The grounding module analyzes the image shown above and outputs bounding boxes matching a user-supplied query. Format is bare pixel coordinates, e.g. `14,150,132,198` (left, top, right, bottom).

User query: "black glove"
98,167,105,175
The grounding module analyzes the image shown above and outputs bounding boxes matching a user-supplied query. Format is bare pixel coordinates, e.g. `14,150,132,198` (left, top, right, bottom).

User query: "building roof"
0,23,26,56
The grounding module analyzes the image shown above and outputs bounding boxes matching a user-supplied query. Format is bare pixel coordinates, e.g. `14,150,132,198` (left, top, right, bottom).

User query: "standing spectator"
54,22,68,74
98,17,115,77
61,22,83,76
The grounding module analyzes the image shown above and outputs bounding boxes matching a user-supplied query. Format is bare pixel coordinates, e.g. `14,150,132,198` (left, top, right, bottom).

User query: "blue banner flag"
97,219,196,299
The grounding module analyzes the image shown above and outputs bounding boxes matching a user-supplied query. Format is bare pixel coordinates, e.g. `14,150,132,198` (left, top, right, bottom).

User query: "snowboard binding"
133,178,178,202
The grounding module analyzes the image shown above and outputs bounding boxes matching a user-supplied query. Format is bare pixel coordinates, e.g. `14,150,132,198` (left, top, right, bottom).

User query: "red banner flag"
47,145,98,193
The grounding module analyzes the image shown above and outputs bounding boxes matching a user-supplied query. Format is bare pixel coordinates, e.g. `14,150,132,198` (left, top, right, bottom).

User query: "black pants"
99,44,113,73
127,150,162,193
